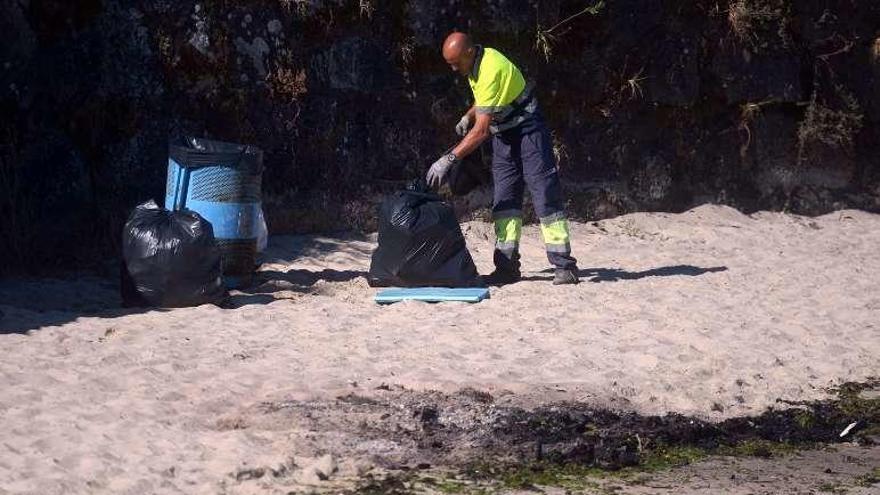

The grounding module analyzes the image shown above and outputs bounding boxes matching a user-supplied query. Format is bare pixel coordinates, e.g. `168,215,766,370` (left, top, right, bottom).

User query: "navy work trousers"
491,121,577,273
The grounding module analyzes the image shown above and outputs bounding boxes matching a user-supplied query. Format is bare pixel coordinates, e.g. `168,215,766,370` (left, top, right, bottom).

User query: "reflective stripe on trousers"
493,213,572,256
494,215,522,256
540,213,571,255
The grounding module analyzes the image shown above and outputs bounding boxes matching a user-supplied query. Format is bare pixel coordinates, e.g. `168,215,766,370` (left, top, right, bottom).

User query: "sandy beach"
1,205,879,494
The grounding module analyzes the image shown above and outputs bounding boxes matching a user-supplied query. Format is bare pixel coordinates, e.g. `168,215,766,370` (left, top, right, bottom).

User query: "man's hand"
426,153,456,188
449,112,491,163
455,115,471,137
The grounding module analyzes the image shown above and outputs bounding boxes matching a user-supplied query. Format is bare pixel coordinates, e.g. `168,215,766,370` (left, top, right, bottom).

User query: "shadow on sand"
522,265,728,283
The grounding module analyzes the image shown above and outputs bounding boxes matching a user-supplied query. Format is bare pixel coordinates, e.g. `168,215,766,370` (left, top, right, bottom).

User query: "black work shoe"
552,268,580,285
482,270,522,286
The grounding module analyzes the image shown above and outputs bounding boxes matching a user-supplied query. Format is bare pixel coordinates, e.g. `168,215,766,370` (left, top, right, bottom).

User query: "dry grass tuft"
535,1,604,62
738,102,764,158
279,0,311,17
359,0,375,19
551,131,570,168
727,0,787,48
268,68,308,101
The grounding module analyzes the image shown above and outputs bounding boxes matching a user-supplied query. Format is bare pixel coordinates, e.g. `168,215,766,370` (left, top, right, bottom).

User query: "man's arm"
426,111,490,188
465,105,476,123
456,105,478,136
452,112,491,159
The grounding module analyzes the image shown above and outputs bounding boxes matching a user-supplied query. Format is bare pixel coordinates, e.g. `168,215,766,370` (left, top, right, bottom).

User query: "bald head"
442,32,476,76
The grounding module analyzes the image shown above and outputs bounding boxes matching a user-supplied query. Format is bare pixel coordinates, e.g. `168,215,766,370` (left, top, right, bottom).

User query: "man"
426,32,579,285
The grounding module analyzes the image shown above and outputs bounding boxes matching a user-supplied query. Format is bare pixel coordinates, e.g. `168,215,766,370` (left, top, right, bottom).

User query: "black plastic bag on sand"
121,200,225,307
369,181,484,288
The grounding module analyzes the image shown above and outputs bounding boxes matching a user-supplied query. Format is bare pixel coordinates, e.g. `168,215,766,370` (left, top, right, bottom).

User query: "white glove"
426,153,456,188
455,115,471,137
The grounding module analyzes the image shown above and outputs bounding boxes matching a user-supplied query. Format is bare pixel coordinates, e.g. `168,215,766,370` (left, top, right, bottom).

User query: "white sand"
1,205,879,493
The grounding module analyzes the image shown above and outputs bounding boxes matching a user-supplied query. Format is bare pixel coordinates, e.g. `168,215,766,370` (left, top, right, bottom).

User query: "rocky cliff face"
1,0,878,273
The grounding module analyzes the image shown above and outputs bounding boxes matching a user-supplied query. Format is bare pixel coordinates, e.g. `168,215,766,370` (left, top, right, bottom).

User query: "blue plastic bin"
166,138,263,289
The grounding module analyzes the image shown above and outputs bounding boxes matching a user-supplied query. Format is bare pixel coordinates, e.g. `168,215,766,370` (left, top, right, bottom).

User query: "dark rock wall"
1,0,878,273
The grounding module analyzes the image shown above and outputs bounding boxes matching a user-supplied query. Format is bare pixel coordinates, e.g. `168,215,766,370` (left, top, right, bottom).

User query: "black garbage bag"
121,200,225,307
369,181,484,288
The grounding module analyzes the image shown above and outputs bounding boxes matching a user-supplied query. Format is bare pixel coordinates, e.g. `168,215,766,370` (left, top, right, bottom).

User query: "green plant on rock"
717,439,798,458
855,467,880,487
418,475,480,494
818,481,849,494
832,381,880,420
640,445,708,471
797,82,864,165
794,409,816,430
497,462,607,491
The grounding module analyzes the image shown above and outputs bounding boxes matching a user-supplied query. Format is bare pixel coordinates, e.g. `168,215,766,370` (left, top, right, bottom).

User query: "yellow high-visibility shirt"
468,47,526,114
467,46,537,133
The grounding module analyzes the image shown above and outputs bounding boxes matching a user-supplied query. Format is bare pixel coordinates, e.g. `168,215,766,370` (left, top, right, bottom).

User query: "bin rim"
168,137,263,173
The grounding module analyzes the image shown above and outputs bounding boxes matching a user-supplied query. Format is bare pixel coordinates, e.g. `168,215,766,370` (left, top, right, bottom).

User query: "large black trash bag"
369,180,484,288
121,200,225,307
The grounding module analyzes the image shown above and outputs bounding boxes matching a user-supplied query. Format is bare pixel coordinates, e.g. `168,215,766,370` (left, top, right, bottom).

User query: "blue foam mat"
375,287,490,304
